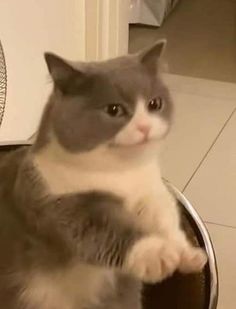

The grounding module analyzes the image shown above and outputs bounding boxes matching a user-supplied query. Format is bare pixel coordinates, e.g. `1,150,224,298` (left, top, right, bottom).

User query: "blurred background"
129,0,236,83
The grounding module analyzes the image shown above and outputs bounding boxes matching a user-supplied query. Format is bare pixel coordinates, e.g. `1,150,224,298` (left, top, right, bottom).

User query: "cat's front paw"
125,236,180,283
178,246,208,273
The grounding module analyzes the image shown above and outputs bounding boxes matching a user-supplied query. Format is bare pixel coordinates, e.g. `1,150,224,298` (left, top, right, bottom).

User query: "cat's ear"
44,52,85,94
138,40,166,73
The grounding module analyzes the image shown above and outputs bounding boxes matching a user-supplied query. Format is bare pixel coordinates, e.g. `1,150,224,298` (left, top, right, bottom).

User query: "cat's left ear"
137,40,166,73
44,52,85,94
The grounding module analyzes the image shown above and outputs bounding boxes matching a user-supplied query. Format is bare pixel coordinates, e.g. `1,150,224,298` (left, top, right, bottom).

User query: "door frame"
85,0,129,61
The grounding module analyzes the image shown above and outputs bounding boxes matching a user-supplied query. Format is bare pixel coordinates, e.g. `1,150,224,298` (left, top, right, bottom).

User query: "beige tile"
164,74,236,101
129,0,236,83
160,91,235,190
206,223,236,309
184,111,236,226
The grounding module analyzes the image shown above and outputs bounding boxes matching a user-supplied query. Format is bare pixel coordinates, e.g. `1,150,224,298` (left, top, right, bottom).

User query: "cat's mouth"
109,138,153,149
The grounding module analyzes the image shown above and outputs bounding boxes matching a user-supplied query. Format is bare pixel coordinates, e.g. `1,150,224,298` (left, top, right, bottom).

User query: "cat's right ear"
44,52,84,94
137,40,167,75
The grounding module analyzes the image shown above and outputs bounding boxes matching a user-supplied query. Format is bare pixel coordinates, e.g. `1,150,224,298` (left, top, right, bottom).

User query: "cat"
0,40,207,309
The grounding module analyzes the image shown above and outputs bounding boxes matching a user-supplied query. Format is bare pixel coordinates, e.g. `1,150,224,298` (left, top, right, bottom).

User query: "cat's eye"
148,97,163,112
104,104,126,118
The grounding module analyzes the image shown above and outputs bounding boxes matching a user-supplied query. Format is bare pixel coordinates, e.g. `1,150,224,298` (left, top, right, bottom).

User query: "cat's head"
40,40,173,154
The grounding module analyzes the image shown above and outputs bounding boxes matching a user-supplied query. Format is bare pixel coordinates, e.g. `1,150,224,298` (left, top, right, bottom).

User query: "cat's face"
113,97,169,148
44,41,173,153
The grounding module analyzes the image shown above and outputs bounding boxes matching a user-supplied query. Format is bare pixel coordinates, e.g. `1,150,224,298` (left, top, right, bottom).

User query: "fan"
0,40,7,127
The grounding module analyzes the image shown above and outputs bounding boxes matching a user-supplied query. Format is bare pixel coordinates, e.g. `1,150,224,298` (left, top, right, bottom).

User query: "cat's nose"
137,124,150,136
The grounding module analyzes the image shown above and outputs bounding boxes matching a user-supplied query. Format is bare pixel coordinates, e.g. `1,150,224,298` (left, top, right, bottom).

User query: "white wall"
85,0,129,61
0,0,86,142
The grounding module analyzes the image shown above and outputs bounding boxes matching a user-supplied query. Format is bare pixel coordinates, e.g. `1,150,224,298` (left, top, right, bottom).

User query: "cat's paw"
125,236,180,283
178,246,208,273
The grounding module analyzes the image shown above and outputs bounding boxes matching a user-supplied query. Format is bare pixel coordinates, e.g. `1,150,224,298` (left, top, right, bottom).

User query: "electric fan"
0,40,7,127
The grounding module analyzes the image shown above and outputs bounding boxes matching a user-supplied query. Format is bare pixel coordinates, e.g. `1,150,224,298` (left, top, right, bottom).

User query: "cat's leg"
114,275,142,309
144,184,207,275
125,235,181,283
171,228,208,274
43,191,181,283
93,275,142,309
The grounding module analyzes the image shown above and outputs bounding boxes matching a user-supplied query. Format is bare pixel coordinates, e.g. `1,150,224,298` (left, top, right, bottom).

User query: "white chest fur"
33,147,163,211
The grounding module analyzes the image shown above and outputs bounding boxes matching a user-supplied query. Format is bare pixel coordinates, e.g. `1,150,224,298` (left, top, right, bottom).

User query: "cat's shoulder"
0,145,29,163
0,146,33,184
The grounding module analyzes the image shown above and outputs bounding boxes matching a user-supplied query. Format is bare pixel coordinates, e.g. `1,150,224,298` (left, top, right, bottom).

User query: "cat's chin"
109,139,158,150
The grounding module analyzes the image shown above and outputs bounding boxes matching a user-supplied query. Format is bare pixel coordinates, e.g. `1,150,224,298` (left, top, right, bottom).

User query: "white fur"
114,98,168,146
125,235,180,283
179,247,208,273
34,142,162,210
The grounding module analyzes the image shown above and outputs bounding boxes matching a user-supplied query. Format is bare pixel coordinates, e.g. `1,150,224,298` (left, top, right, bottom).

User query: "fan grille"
0,40,7,127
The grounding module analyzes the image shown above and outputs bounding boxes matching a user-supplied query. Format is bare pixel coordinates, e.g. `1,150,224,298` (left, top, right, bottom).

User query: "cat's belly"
20,264,115,309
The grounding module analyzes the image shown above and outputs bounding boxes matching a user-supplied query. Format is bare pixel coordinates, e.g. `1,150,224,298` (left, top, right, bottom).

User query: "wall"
0,0,86,142
86,0,129,61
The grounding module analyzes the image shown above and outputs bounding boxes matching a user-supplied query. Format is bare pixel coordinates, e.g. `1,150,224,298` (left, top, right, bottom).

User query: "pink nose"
137,124,150,136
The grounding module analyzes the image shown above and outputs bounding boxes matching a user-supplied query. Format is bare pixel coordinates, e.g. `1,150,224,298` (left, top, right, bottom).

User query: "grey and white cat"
0,40,207,309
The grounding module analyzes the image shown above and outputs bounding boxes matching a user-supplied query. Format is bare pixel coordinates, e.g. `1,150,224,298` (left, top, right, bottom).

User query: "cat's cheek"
149,117,169,140
114,133,142,146
114,126,143,146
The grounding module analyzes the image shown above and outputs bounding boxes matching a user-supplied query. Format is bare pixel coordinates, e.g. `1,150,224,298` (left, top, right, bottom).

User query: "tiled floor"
160,74,236,308
129,0,236,83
